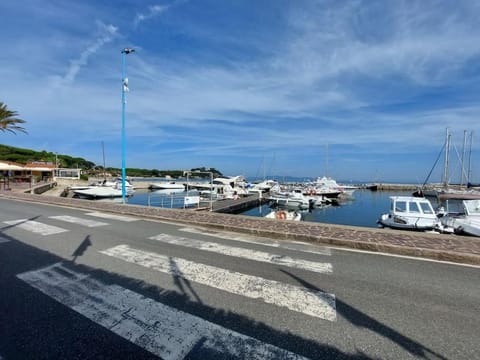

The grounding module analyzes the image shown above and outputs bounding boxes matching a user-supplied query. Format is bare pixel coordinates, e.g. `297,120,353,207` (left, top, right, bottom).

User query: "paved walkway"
1,191,480,265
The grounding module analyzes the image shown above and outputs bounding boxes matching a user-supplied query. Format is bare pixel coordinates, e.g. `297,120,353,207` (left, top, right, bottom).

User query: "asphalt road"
0,198,478,360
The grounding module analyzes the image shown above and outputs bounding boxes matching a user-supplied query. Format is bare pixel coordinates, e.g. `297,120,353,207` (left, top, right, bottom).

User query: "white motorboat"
439,199,480,236
269,189,313,210
73,186,134,199
248,180,280,194
264,209,302,221
149,181,185,190
377,196,440,231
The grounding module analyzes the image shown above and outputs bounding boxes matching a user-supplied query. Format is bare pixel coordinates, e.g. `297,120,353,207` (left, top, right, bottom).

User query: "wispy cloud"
59,22,118,85
133,4,169,26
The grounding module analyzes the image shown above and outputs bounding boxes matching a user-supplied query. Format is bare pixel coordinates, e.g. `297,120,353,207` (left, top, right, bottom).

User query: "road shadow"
1,233,379,360
71,235,92,262
169,256,203,304
280,269,449,360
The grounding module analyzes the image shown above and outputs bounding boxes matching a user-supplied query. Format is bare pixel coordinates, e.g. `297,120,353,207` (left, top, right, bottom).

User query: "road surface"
0,198,478,359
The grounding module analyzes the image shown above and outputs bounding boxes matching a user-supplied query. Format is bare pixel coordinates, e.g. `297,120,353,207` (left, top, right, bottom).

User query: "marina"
11,175,480,234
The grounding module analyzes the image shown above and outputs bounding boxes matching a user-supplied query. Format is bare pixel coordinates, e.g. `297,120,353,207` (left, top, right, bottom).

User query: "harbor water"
126,188,416,229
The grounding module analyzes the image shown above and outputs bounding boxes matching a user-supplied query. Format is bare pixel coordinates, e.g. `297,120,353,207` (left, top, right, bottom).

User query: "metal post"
210,172,213,211
121,48,135,204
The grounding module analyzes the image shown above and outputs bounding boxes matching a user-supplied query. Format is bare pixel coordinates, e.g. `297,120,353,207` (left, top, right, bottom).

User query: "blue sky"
1,0,480,183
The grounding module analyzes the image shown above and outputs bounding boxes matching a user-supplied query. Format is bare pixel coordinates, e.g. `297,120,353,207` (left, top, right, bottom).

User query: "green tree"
0,102,27,134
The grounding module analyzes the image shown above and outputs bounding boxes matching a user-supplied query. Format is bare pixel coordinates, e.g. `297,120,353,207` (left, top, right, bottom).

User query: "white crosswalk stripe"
3,219,68,236
49,215,109,227
101,245,337,321
150,233,333,274
17,263,310,360
85,212,138,222
179,226,332,256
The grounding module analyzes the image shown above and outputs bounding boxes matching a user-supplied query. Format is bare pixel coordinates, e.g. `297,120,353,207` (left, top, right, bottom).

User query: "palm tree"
0,102,27,134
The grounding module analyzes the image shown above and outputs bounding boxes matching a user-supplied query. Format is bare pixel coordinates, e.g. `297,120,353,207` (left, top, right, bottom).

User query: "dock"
203,193,266,213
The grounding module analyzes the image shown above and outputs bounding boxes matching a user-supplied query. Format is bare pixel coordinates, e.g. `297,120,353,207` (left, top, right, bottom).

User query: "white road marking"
85,212,138,222
101,245,336,321
150,233,332,274
179,226,332,256
18,263,310,360
49,215,109,228
3,219,68,236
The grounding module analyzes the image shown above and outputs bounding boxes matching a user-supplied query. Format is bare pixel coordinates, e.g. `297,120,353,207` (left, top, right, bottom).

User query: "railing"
147,192,200,209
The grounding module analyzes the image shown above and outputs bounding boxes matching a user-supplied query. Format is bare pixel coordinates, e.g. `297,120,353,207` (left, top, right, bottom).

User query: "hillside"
0,144,95,169
0,144,222,178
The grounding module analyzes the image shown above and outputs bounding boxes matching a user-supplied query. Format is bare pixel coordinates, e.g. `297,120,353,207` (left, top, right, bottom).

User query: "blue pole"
120,48,134,204
121,51,127,204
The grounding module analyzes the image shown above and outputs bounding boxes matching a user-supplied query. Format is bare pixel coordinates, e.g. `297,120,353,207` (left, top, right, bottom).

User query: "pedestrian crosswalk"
2,211,138,236
3,219,69,236
9,211,336,359
49,215,109,228
85,211,139,222
179,226,332,256
101,244,336,321
18,263,309,360
149,233,333,274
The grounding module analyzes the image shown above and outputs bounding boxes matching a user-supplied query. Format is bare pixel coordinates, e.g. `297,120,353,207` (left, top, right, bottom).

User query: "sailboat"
414,129,480,201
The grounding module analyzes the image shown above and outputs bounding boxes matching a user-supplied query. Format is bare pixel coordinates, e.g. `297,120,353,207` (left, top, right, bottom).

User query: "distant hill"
0,144,222,179
0,144,95,169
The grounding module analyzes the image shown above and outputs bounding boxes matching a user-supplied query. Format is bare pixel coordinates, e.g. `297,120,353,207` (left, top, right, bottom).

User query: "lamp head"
122,48,135,54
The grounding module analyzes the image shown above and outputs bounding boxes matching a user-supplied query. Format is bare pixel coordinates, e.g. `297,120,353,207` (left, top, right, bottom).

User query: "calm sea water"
241,189,417,228
124,188,416,229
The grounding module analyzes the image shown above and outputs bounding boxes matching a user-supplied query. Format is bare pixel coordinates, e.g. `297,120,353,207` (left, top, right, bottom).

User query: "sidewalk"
1,191,480,266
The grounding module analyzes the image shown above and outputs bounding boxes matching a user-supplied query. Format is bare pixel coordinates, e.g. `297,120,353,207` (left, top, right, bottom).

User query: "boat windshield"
464,200,480,215
419,202,433,214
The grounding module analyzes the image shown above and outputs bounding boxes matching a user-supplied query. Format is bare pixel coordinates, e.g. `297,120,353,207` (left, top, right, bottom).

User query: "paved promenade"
1,190,480,265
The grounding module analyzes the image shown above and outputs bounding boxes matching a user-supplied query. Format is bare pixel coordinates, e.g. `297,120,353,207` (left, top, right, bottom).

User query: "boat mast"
443,128,451,188
461,130,467,186
467,131,474,185
325,143,329,177
102,141,106,181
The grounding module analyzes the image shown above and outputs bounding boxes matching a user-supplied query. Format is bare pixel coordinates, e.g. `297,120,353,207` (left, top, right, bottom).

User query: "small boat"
264,209,302,221
439,199,480,236
377,196,439,231
149,181,185,190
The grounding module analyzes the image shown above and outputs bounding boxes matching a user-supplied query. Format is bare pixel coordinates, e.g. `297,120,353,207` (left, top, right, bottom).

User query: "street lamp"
121,47,135,204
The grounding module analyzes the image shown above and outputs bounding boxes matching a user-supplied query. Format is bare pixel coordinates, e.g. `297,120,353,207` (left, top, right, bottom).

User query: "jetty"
206,193,265,213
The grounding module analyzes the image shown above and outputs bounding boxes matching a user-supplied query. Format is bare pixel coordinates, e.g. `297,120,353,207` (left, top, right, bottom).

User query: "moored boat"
439,199,480,236
377,196,440,231
73,186,134,199
264,209,302,221
149,181,185,190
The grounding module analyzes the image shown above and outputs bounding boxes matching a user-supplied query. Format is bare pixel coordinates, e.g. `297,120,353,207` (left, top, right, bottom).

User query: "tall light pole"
121,48,135,203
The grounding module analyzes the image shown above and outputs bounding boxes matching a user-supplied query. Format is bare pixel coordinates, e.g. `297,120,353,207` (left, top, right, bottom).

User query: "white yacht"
149,181,185,190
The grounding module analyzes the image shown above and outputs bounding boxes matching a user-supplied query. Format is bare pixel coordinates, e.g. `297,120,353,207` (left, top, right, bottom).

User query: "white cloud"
59,22,118,85
133,4,169,26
